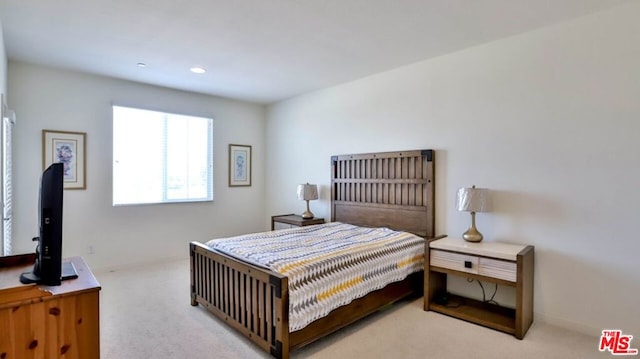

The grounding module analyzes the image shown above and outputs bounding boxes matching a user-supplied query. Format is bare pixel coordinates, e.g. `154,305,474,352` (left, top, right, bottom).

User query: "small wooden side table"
271,214,325,230
424,237,534,339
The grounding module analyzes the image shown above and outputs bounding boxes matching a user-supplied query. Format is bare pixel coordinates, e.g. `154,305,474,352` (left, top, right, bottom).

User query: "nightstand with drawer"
424,237,534,339
271,214,325,230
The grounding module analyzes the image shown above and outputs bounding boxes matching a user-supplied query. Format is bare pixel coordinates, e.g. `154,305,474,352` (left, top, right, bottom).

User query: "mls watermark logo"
599,330,638,355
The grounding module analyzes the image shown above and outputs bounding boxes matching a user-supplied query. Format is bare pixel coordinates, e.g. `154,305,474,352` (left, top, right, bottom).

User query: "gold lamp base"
463,212,484,242
301,200,314,219
463,228,483,242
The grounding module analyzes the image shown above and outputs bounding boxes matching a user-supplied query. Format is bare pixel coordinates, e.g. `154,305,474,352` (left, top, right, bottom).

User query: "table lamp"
456,185,491,242
297,183,318,219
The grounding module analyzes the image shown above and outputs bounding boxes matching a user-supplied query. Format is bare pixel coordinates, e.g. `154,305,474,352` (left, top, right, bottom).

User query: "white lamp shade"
456,187,491,212
297,183,318,201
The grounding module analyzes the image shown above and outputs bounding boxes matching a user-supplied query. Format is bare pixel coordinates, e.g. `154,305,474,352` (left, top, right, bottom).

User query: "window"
113,106,213,205
2,99,15,255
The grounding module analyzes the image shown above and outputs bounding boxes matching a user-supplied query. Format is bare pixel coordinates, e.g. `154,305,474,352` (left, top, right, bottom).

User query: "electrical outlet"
88,245,95,254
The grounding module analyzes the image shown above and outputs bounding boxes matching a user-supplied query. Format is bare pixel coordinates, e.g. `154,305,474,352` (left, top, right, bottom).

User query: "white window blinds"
112,106,213,205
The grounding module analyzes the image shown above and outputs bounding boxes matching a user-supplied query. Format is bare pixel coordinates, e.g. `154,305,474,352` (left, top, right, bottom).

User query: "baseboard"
534,312,601,337
90,254,187,274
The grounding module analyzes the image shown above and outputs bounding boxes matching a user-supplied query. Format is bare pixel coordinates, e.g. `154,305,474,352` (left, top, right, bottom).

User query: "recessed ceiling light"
137,62,147,68
190,66,206,74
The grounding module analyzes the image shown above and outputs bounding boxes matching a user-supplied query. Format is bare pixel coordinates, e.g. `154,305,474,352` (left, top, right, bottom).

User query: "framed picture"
42,130,86,190
229,144,251,187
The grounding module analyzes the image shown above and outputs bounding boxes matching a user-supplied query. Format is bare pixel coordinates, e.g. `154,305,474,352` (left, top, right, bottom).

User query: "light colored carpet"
97,258,608,359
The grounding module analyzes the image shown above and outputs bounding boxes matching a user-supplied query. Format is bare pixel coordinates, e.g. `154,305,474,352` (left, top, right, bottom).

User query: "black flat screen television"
20,163,76,285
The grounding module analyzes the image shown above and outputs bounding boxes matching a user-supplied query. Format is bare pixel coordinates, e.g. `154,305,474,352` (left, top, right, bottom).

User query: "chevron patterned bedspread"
205,222,425,332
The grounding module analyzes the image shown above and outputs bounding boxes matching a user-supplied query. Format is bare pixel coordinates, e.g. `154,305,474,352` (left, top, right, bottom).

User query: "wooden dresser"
0,256,101,358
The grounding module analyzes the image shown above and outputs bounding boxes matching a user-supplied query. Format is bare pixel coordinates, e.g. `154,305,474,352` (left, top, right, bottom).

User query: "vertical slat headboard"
331,149,434,238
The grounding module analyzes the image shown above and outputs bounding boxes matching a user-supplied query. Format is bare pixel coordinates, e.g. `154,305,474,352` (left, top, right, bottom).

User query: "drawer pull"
464,261,472,269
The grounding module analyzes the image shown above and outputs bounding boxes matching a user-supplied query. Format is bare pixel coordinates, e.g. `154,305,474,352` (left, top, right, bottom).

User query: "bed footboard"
190,242,290,359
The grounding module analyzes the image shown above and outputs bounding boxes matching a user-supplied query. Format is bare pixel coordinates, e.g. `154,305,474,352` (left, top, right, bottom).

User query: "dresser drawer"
478,257,517,282
430,249,517,282
430,249,479,275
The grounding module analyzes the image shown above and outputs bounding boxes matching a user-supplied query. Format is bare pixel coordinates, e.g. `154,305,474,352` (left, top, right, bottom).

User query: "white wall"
266,2,640,336
9,61,266,270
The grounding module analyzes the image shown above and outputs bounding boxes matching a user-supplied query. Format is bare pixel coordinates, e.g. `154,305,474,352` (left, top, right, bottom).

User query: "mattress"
205,222,424,332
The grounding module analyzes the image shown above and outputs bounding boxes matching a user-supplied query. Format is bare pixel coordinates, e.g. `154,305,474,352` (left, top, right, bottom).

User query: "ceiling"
0,0,628,104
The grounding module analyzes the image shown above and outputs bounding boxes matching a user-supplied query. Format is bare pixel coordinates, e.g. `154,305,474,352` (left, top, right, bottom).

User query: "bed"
190,149,435,359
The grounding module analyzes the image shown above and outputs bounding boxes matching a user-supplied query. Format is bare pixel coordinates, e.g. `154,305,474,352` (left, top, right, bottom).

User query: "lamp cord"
467,278,500,306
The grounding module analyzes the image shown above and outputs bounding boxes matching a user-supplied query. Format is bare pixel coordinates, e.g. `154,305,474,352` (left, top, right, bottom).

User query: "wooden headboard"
331,149,434,238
